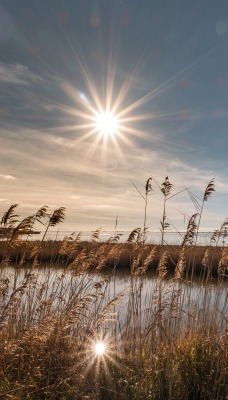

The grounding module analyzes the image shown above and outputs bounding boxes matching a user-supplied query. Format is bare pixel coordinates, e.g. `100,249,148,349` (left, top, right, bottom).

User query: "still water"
1,266,227,332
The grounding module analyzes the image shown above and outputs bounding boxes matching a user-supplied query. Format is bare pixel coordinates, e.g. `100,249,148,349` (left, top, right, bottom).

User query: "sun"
94,110,119,137
54,70,161,162
94,341,106,356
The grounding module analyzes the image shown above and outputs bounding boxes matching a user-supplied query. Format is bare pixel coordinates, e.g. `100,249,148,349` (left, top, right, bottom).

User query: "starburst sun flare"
93,110,119,137
48,62,176,165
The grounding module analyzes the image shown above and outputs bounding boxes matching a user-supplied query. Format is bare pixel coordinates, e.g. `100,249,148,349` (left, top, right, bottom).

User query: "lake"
1,266,227,336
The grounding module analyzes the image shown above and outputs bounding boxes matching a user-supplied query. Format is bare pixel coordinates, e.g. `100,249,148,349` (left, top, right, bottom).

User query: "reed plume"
1,204,19,228
181,213,198,247
41,207,66,241
127,227,142,244
34,205,49,225
90,227,102,242
203,178,215,201
9,216,35,243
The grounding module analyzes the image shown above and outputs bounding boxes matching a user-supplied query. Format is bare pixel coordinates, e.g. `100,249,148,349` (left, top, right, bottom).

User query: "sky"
1,0,228,236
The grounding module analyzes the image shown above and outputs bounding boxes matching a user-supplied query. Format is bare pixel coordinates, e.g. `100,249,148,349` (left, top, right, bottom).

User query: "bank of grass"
0,240,225,278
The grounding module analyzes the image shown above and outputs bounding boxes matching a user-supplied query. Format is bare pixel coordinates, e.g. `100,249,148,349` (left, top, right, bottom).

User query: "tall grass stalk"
187,179,215,280
132,177,152,243
195,178,215,246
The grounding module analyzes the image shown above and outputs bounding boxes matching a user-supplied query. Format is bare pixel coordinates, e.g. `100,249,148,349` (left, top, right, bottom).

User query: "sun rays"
45,74,158,165
76,330,122,385
42,37,214,167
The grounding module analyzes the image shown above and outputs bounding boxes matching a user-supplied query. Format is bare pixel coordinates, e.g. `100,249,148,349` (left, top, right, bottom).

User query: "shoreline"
0,240,225,278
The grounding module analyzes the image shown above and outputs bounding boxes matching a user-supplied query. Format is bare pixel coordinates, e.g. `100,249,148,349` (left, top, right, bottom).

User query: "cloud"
0,124,226,231
0,62,42,85
0,173,16,180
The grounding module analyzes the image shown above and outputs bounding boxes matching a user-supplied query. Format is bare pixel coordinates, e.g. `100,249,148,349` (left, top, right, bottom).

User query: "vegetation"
0,178,227,399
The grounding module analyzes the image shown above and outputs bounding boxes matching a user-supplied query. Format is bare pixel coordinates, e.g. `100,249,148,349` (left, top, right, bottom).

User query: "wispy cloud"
0,173,16,180
0,62,42,85
0,124,226,231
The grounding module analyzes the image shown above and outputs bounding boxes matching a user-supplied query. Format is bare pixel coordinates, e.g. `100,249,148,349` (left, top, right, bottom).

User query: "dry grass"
0,256,227,399
0,182,228,399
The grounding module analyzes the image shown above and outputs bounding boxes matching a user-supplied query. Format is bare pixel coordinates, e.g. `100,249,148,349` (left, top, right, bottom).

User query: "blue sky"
0,0,228,234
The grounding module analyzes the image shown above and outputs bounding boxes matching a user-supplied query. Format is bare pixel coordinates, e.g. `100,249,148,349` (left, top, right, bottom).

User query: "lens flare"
81,334,120,380
94,111,119,137
94,341,105,356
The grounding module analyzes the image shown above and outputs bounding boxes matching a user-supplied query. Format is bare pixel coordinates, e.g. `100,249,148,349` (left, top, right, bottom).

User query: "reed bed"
0,241,224,278
0,178,228,399
0,258,227,399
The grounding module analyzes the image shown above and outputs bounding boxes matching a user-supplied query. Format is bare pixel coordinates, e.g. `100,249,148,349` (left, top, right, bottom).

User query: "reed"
0,178,227,399
0,256,226,399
